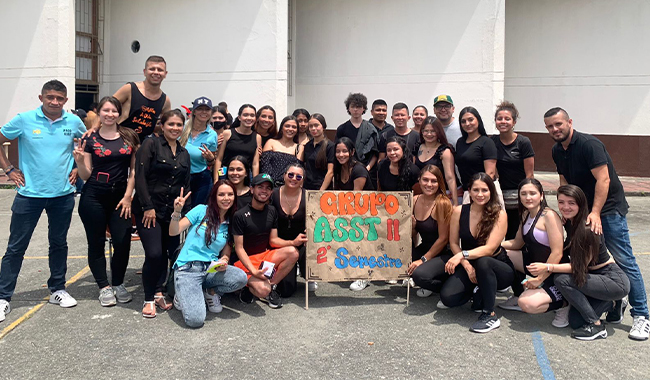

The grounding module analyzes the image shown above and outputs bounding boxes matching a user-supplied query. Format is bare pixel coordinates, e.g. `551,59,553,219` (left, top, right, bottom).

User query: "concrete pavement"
0,189,650,379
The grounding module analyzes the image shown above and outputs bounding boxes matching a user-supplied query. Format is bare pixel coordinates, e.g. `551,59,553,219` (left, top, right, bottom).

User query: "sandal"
142,301,156,318
154,295,173,311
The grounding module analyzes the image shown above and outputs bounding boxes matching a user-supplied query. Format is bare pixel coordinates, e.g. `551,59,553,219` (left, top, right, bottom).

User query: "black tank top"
223,128,258,168
459,204,503,257
120,82,167,142
414,197,439,248
415,145,459,186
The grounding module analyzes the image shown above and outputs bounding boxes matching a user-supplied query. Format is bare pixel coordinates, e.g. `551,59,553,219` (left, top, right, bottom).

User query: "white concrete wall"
102,0,288,116
293,0,505,130
0,0,76,124
505,0,650,135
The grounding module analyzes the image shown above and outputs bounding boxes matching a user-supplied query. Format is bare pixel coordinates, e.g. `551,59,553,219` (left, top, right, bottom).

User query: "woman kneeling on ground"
549,185,630,341
498,179,568,327
169,180,247,328
442,172,514,333
408,165,453,297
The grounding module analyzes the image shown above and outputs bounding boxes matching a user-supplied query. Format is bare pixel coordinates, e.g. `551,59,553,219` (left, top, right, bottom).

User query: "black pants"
505,208,519,240
440,255,515,313
276,245,306,298
135,216,180,301
555,263,630,328
78,182,132,288
411,244,452,292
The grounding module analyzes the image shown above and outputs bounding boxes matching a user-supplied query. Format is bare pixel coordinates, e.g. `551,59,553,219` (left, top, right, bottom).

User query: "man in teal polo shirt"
0,80,86,322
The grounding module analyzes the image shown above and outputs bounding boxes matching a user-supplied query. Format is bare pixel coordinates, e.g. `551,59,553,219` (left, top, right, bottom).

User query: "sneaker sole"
259,298,282,309
628,334,649,341
573,330,607,340
498,304,523,312
49,300,77,308
100,300,117,307
470,319,501,333
552,321,570,328
116,297,132,304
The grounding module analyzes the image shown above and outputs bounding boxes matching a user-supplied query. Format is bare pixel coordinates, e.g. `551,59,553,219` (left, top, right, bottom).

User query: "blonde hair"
179,112,210,147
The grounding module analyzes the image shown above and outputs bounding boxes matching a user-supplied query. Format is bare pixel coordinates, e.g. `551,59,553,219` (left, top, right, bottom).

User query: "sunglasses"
287,172,303,181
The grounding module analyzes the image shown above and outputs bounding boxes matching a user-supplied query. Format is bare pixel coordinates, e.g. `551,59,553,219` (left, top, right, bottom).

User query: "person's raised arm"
252,134,261,176
169,187,192,236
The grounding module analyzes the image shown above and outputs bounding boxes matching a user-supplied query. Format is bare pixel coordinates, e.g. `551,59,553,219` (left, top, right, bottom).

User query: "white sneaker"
436,300,449,309
552,305,570,328
629,316,650,341
417,289,433,298
350,280,370,291
49,290,77,308
173,295,182,311
385,280,398,285
402,278,416,288
498,296,522,312
497,286,512,294
0,299,10,322
308,282,318,292
204,291,223,313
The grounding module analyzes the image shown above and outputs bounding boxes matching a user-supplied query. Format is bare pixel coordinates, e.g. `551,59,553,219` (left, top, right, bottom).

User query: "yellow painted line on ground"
0,265,92,340
19,254,146,260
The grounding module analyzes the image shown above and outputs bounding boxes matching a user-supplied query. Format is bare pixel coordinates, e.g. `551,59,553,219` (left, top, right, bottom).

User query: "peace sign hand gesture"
73,139,86,163
198,144,215,163
174,187,192,213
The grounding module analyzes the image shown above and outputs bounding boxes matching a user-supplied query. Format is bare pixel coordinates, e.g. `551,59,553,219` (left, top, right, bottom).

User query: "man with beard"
545,107,649,341
232,174,301,309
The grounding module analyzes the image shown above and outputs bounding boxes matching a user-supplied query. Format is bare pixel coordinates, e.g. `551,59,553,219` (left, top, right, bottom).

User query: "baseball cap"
192,96,213,110
251,173,274,188
72,109,87,120
433,95,454,106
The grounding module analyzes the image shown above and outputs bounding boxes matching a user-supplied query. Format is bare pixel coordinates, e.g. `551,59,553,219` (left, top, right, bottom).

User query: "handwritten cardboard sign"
305,190,412,282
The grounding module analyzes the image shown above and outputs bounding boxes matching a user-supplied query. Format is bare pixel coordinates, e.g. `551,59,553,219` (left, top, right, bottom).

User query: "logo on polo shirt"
32,129,41,135
63,128,72,136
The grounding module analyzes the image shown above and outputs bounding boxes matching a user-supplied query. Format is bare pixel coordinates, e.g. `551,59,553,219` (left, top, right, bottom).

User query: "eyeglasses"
287,172,303,181
434,104,452,110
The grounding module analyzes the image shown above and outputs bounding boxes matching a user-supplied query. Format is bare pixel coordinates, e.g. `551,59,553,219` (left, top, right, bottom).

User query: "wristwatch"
420,256,427,263
4,165,14,175
462,250,470,259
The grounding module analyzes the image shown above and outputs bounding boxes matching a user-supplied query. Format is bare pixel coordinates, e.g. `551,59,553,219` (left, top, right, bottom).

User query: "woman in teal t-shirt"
169,179,247,328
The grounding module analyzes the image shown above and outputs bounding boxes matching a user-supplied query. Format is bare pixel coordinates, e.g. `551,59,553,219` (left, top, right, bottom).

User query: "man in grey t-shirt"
433,94,462,150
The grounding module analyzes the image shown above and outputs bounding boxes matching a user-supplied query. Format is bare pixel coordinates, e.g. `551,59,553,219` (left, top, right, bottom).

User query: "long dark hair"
255,105,277,138
468,172,502,245
97,96,139,149
227,155,251,186
333,137,358,189
557,185,599,287
419,165,452,224
517,178,549,226
199,179,237,247
420,116,452,152
458,106,488,140
275,115,299,144
311,113,329,170
385,136,413,191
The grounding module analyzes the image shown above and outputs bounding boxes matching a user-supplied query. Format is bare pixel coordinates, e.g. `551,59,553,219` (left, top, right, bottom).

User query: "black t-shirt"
303,140,335,190
336,120,359,146
491,134,535,190
271,187,306,241
236,189,252,210
455,135,497,190
564,221,611,266
232,204,278,256
335,162,374,190
378,129,420,156
377,159,419,191
552,130,628,216
83,131,133,185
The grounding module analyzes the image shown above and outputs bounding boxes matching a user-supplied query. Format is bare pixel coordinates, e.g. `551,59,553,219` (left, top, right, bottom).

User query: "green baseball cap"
433,95,454,106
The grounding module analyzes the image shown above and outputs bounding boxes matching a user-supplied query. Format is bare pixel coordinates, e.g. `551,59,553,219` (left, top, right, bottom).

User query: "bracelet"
547,264,551,273
4,165,14,175
551,264,554,273
171,211,181,221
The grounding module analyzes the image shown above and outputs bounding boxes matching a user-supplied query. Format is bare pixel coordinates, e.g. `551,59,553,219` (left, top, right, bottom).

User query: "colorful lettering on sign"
313,216,381,243
319,192,399,216
333,247,402,269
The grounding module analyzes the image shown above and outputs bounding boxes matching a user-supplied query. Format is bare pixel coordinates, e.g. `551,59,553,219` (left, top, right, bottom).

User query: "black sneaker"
571,323,607,341
606,298,628,324
239,287,255,304
260,285,283,309
470,312,501,333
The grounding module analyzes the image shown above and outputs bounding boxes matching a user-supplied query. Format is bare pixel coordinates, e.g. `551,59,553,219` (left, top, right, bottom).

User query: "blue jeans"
174,261,247,328
190,169,213,207
602,212,649,317
0,193,75,301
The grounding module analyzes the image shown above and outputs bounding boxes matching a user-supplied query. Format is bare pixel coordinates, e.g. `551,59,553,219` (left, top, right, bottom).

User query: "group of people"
0,56,647,341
